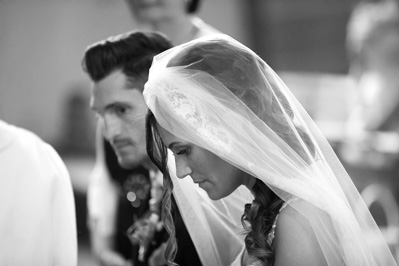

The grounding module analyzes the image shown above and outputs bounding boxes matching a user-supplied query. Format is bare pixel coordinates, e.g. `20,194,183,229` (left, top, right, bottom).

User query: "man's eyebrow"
107,101,130,108
92,102,129,113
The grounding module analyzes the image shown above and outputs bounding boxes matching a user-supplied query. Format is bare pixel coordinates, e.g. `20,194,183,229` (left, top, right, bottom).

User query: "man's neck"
141,157,159,172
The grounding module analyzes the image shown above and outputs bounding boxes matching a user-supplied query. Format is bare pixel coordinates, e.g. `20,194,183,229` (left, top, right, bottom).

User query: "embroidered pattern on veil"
161,82,233,154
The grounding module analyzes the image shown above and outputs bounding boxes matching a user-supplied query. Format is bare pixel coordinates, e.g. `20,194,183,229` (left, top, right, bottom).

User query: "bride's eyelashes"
176,148,189,155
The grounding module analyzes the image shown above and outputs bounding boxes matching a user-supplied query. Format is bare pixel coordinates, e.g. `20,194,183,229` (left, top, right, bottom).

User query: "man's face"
91,69,148,169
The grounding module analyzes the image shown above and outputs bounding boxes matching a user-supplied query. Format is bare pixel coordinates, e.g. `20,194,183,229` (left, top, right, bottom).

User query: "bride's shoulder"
273,203,327,265
276,204,311,234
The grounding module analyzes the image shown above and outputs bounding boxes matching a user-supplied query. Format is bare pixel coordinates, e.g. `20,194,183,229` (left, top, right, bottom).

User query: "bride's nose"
175,157,192,179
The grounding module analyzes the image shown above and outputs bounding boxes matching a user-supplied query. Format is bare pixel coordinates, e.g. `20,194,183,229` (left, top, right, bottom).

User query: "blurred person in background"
343,0,399,180
0,119,77,266
83,30,213,266
124,0,220,45
85,1,222,265
83,31,192,266
345,0,399,146
343,1,399,260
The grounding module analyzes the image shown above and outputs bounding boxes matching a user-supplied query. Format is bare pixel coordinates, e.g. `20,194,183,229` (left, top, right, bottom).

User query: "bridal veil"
143,34,397,266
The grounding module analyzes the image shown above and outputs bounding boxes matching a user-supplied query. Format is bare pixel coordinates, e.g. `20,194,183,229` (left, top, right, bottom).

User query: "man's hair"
82,30,172,88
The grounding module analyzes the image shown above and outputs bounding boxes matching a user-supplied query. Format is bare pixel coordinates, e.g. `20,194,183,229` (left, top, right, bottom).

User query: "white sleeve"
0,123,77,265
45,144,78,266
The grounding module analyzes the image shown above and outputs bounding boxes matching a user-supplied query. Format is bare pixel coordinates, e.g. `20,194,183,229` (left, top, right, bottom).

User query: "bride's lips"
193,179,207,188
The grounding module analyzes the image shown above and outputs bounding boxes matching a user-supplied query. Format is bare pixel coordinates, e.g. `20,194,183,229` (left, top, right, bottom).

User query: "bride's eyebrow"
168,142,183,149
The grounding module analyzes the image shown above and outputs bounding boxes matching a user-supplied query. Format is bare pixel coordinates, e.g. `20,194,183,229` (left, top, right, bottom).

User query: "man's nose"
175,157,192,179
102,114,122,140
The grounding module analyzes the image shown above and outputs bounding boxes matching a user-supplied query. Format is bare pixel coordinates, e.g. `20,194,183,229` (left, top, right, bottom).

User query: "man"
82,31,202,266
0,119,77,265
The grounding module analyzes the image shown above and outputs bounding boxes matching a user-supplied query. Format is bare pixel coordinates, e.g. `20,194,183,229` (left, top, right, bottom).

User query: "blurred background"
1,0,398,264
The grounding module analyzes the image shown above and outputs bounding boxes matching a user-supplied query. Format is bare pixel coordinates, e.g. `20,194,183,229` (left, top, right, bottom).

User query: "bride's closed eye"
176,148,189,155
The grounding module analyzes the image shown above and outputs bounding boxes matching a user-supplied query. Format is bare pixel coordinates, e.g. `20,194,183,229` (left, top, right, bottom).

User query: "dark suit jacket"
103,139,202,266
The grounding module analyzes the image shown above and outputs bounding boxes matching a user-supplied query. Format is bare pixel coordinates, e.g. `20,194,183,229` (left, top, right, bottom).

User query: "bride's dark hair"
146,111,178,266
146,39,315,265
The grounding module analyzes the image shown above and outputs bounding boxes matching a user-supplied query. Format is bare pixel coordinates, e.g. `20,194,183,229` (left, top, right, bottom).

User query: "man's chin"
117,156,142,170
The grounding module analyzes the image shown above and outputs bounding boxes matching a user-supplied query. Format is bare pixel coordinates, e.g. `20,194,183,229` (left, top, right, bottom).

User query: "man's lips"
111,140,134,150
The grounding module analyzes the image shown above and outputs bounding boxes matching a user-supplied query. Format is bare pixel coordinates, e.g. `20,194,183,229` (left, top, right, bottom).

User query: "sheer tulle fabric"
168,157,254,265
143,34,397,265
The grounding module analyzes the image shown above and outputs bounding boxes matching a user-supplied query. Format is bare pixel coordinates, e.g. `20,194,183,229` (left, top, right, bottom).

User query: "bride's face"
157,124,246,200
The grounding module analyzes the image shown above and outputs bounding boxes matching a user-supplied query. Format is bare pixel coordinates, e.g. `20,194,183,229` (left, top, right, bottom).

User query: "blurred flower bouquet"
127,212,162,262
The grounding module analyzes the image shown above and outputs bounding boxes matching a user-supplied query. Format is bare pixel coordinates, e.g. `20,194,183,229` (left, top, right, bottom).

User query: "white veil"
143,34,397,265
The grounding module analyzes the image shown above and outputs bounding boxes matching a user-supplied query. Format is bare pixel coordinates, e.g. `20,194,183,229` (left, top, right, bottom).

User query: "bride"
143,34,397,266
